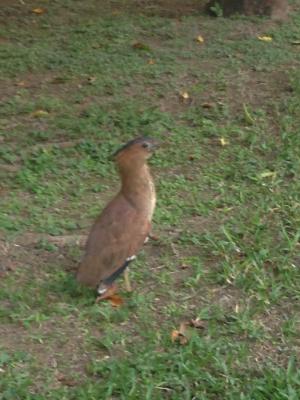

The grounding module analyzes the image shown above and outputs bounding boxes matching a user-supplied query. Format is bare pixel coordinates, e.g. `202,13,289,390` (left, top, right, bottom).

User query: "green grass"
1,0,300,398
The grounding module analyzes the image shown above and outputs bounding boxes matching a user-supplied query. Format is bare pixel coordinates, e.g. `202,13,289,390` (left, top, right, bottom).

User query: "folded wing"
77,194,150,288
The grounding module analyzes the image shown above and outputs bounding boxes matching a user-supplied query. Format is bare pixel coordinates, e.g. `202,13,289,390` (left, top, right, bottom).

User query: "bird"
76,136,158,300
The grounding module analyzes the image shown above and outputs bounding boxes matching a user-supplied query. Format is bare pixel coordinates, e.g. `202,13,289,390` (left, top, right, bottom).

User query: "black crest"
113,136,154,157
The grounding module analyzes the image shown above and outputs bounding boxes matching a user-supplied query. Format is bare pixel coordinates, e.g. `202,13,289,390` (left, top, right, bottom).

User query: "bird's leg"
123,268,132,292
144,233,159,245
95,283,117,303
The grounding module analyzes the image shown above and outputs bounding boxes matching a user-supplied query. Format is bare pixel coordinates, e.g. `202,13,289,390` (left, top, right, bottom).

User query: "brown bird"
77,136,158,300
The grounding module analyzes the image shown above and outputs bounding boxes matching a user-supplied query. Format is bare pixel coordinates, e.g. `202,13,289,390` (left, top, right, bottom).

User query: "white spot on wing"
97,285,107,295
126,255,136,261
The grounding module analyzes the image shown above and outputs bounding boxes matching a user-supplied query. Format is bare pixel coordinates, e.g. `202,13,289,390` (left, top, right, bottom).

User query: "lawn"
1,0,300,398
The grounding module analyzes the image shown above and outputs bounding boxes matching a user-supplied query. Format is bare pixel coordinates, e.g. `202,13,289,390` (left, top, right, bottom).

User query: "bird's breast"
120,167,156,221
147,178,156,220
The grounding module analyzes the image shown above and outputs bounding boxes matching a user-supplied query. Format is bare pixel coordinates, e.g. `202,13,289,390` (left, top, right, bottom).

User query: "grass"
1,0,300,398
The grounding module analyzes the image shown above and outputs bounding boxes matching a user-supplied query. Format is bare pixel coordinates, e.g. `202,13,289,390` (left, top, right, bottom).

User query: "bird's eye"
142,142,150,148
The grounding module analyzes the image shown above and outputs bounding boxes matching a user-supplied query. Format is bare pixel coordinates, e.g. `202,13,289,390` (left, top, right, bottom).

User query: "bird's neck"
119,164,156,216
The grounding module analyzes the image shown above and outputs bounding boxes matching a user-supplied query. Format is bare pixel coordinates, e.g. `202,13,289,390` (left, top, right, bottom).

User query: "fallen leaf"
179,264,190,270
180,91,189,100
171,322,189,345
171,330,188,345
219,137,229,146
190,318,206,329
57,373,77,387
32,8,45,14
16,81,27,87
201,102,214,109
259,171,277,179
196,35,204,43
87,76,97,84
51,76,68,84
263,260,276,271
257,35,272,42
31,109,49,118
147,59,155,65
132,42,151,51
6,261,18,272
243,104,255,125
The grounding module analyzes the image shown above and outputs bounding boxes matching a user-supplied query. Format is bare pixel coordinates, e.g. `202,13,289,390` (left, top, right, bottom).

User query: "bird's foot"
95,283,117,303
149,233,159,241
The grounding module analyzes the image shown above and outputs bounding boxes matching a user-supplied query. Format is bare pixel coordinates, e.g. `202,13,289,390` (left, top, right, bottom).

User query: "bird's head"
113,137,159,168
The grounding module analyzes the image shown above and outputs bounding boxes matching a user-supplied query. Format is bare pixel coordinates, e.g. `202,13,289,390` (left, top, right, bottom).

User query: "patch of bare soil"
225,68,291,125
111,0,208,18
248,304,300,368
0,0,208,23
0,71,81,110
0,234,35,275
0,235,92,390
0,319,94,390
0,231,80,278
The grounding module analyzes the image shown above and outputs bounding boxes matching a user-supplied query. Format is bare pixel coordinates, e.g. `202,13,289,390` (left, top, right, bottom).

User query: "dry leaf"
51,76,68,84
31,110,49,118
87,76,97,84
259,171,277,179
180,91,189,100
132,42,151,51
171,322,189,345
243,104,255,125
257,36,272,42
6,261,18,272
196,35,204,43
201,102,214,109
171,330,188,345
147,59,155,65
57,373,77,387
190,318,206,329
32,8,45,14
16,81,27,87
179,91,192,104
219,137,229,146
179,264,190,270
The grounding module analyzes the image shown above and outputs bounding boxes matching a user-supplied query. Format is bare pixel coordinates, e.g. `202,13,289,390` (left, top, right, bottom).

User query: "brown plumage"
76,137,158,297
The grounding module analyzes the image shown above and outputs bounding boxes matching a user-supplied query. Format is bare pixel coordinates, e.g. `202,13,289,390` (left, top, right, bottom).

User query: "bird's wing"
77,194,150,288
